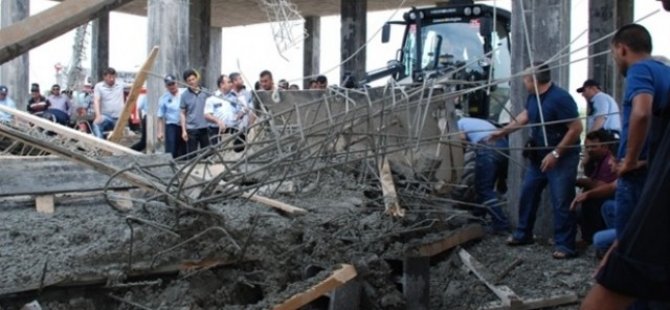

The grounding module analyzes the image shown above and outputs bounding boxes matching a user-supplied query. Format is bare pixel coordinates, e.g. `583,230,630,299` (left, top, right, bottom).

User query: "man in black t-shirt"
27,84,50,115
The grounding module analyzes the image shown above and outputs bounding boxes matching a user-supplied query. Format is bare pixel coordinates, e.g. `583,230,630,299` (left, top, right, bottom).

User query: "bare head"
522,62,551,93
660,0,670,11
259,70,274,91
229,72,244,91
217,74,232,94
611,24,652,76
182,69,200,89
102,68,116,86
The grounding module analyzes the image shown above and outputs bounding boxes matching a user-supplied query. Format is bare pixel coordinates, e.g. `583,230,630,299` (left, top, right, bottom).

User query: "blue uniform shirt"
157,89,183,125
618,59,670,163
525,83,580,158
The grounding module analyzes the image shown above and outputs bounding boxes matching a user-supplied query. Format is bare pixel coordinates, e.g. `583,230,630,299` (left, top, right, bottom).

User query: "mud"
0,167,598,309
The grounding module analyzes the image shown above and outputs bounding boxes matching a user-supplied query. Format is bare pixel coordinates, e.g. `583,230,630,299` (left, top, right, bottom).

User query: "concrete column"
508,0,571,238
188,0,212,88
147,0,189,153
303,16,321,89
207,27,222,91
91,11,109,83
588,0,633,105
340,0,367,85
0,0,29,110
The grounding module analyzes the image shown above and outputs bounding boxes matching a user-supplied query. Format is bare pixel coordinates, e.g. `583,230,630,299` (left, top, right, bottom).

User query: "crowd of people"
459,21,670,309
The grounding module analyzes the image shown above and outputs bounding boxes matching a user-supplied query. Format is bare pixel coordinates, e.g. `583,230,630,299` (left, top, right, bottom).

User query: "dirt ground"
0,168,598,310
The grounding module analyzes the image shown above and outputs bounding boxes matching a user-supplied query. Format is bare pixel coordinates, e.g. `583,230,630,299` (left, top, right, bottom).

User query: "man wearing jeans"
92,68,124,138
490,62,583,259
458,116,510,233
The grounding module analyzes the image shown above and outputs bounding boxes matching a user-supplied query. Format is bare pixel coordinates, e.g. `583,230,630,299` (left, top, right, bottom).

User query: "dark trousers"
185,128,210,159
208,127,220,144
224,127,246,153
131,116,147,151
577,197,608,243
165,124,186,159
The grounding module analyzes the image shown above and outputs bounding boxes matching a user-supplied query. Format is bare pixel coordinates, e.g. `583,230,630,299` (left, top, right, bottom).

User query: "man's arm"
584,181,617,200
180,109,188,141
490,110,529,140
590,116,605,132
619,93,653,174
554,118,583,156
93,94,102,124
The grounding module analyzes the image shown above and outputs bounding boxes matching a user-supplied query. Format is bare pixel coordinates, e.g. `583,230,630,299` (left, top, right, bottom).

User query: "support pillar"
91,11,109,83
340,0,367,85
588,0,633,105
146,0,189,154
208,27,222,91
0,0,29,110
303,16,321,89
188,0,212,88
509,0,571,238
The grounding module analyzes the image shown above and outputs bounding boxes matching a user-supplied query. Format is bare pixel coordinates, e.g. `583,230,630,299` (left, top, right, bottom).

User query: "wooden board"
480,293,579,310
241,192,307,214
108,46,159,142
413,224,484,257
379,157,405,217
0,104,140,155
0,154,172,197
459,249,523,308
35,195,54,214
273,264,358,310
0,0,134,65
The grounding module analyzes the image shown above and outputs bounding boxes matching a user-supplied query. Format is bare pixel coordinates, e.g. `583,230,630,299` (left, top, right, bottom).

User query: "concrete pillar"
588,0,633,105
207,27,222,91
340,0,367,85
303,16,321,89
508,0,571,239
147,0,189,153
91,11,109,83
188,0,212,88
0,0,29,110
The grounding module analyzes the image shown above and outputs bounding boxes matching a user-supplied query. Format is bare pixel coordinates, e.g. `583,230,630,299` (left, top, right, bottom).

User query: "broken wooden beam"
273,264,358,310
458,248,523,308
379,157,405,217
0,0,135,65
108,46,159,143
410,224,484,257
241,192,307,214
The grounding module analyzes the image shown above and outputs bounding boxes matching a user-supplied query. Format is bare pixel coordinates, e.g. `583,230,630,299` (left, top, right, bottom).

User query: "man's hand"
181,131,188,142
93,114,103,125
540,153,558,172
157,132,164,141
614,159,646,177
570,192,589,211
488,130,506,142
594,240,618,277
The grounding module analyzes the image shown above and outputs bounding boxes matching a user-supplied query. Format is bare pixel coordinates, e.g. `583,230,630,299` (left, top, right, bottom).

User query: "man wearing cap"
180,69,210,158
577,79,621,136
157,74,186,158
27,84,50,115
46,84,72,126
92,68,124,139
0,86,17,123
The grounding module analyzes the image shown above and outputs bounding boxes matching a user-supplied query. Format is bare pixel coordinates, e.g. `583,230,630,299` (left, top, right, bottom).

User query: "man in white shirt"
92,68,124,138
205,74,246,152
0,85,17,124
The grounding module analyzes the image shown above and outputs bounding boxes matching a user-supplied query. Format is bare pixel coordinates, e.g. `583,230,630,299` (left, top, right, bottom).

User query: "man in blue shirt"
582,23,670,310
157,74,186,159
490,62,583,259
458,117,510,232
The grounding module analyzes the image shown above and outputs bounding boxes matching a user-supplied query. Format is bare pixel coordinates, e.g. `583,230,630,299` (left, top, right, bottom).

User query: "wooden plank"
379,157,405,217
35,195,54,214
108,46,159,142
273,264,358,310
0,154,172,197
110,191,133,210
480,293,579,310
0,104,140,155
0,0,134,65
458,249,523,308
241,192,307,214
414,224,484,257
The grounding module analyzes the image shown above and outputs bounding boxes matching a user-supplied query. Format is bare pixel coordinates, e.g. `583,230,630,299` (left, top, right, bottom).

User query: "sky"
14,0,670,105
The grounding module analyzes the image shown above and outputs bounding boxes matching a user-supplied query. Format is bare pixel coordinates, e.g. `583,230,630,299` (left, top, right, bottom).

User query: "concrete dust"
0,167,598,309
